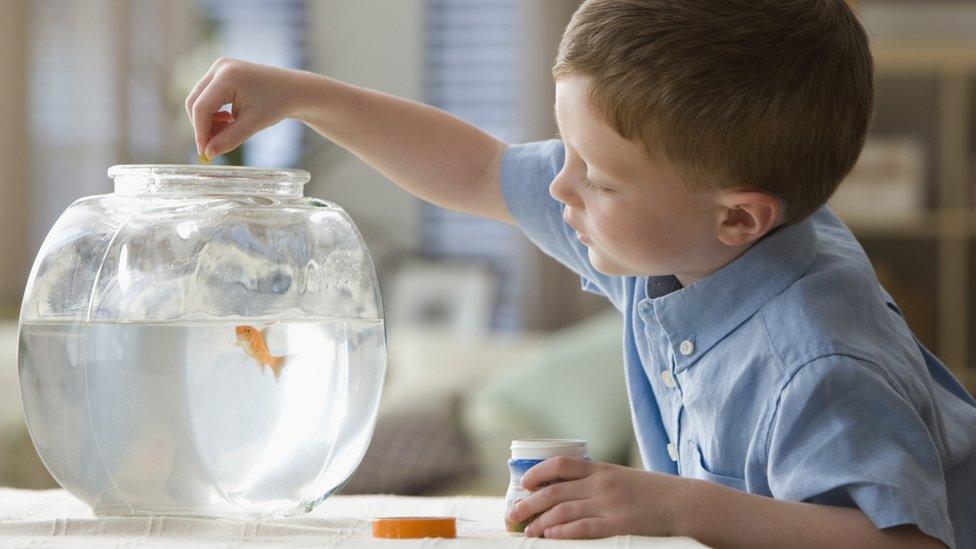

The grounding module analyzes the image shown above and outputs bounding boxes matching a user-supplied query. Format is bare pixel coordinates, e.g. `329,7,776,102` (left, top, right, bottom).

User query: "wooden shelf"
873,40,976,74
856,39,975,375
845,210,976,239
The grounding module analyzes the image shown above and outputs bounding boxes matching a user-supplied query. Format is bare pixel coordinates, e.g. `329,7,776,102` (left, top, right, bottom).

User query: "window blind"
423,0,526,332
28,0,309,252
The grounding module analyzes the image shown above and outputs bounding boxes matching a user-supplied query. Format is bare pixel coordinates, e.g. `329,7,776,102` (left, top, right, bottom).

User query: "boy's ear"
715,190,784,247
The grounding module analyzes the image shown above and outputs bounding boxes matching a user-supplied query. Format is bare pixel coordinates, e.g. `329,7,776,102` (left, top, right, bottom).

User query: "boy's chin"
588,247,669,278
588,248,638,276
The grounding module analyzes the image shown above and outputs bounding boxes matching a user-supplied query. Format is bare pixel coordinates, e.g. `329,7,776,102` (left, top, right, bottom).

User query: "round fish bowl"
18,165,386,518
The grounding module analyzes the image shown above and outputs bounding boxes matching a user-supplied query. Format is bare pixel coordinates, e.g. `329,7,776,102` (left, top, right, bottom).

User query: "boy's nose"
550,171,583,209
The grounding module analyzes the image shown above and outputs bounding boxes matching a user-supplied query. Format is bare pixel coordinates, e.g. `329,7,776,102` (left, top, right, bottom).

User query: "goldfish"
235,325,288,381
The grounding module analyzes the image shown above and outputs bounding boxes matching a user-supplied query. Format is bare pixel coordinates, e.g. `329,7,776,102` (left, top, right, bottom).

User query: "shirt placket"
664,345,685,474
640,303,685,473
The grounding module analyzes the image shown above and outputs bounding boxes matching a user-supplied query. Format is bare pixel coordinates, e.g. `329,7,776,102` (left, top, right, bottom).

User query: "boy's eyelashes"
560,146,614,194
582,175,611,194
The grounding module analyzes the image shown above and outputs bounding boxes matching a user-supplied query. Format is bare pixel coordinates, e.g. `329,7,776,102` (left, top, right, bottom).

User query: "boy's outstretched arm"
507,457,945,548
186,58,511,223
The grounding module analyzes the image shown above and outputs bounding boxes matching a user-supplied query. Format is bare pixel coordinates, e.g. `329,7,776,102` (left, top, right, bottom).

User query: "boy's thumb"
204,113,257,160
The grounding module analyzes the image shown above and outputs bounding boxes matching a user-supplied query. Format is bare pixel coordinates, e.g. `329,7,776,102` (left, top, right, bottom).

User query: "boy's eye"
582,176,609,194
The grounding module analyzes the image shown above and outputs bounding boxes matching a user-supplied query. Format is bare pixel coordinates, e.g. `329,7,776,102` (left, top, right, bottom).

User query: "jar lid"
510,439,588,460
372,517,457,539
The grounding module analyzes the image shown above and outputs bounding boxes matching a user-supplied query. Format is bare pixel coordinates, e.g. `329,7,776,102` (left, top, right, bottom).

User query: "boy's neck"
672,224,783,287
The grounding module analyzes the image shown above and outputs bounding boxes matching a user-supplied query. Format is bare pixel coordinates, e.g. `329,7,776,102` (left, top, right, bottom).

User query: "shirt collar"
645,215,819,373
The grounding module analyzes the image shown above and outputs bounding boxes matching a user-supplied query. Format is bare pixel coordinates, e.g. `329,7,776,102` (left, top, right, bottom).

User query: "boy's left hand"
507,456,690,539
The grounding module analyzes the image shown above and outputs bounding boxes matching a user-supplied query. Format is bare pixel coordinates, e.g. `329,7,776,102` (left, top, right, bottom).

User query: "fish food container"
505,439,588,533
17,165,387,519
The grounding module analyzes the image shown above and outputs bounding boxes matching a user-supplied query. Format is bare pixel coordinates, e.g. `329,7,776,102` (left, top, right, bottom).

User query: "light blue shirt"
501,140,976,548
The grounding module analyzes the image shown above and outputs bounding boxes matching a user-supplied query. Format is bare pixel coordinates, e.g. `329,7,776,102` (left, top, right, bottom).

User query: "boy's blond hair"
553,0,874,222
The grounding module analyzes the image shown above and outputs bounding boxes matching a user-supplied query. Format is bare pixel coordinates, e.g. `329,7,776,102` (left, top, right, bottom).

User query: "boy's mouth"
563,214,591,244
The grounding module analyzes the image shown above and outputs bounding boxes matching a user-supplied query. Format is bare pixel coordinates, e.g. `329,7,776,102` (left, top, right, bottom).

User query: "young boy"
186,1,975,547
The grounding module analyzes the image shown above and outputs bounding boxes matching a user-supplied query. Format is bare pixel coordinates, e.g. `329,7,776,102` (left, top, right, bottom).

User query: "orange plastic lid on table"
372,516,457,539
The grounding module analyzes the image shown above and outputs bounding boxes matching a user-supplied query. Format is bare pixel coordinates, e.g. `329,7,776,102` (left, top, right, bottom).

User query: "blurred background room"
1,0,974,497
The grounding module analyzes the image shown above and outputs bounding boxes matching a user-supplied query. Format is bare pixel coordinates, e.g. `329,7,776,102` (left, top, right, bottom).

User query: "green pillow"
460,309,632,494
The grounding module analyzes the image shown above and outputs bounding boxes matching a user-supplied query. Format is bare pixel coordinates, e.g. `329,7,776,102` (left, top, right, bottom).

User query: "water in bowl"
18,317,385,518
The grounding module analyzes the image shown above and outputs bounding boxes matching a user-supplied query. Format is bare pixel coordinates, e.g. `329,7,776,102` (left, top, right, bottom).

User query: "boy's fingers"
541,518,606,540
204,110,260,160
185,58,229,120
191,79,237,155
185,71,215,121
522,455,592,490
508,478,586,525
523,499,592,538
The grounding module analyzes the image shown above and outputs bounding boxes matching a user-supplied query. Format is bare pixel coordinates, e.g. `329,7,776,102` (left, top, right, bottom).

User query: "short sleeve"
765,355,955,547
500,140,625,308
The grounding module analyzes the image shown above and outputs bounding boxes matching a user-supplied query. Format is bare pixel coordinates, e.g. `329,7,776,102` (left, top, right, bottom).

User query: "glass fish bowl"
17,165,386,519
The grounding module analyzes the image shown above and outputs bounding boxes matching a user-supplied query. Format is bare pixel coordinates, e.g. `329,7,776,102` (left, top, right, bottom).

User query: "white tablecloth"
0,489,705,548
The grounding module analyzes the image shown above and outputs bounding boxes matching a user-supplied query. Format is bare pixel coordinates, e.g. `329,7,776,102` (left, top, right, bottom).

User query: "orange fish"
235,325,288,381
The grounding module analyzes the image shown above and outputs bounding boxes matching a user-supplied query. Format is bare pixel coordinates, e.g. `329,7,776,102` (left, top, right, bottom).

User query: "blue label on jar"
505,446,589,533
508,458,545,477
506,459,546,533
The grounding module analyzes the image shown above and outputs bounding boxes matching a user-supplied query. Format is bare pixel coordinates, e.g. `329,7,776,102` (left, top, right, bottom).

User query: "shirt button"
679,339,695,356
667,442,678,461
661,369,676,389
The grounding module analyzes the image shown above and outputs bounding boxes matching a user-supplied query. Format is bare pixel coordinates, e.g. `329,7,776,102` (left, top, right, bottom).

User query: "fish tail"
269,355,288,381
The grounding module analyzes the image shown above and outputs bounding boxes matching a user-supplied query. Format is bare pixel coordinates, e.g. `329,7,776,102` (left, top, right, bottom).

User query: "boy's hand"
185,58,308,160
511,457,946,548
507,456,690,539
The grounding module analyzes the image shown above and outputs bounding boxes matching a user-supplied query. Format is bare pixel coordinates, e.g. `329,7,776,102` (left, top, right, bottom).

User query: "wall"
304,1,426,276
298,1,606,331
518,0,609,330
859,1,976,40
0,0,30,314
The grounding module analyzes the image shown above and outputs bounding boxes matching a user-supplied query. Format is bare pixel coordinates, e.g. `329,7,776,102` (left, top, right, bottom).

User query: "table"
0,489,705,547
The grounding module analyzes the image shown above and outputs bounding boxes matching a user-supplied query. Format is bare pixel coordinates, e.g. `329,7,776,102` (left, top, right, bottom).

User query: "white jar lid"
510,439,588,460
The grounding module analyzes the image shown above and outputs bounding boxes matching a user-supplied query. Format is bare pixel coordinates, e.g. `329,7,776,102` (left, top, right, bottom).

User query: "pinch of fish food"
210,110,234,137
212,110,234,123
198,153,211,164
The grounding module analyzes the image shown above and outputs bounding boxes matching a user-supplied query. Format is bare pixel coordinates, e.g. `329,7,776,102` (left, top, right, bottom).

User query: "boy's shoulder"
641,206,907,377
757,208,924,385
